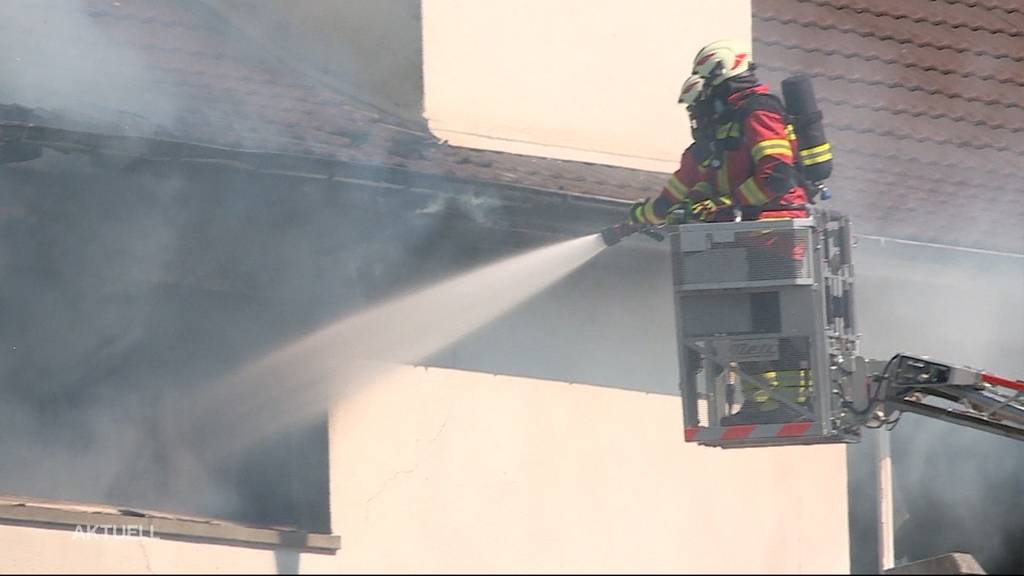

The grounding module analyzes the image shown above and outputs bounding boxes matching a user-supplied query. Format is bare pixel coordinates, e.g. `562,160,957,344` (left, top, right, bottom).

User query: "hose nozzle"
599,221,665,246
600,222,637,247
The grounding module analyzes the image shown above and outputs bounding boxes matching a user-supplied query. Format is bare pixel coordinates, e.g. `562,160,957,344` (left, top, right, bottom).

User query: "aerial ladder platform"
662,210,1024,448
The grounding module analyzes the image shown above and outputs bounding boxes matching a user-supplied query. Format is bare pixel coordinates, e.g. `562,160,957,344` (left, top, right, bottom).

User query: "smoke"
0,0,192,431
0,144,236,511
0,0,179,133
0,0,500,528
0,148,543,524
187,234,605,461
853,239,1024,573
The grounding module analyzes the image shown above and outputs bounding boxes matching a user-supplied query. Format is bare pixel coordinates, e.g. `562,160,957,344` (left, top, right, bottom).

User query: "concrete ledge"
886,553,986,575
0,497,340,554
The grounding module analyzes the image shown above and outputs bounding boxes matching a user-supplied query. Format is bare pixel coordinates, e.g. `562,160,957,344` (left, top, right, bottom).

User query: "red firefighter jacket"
655,84,809,221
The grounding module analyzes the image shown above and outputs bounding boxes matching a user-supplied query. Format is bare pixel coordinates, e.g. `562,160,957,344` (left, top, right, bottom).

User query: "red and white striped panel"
685,421,816,443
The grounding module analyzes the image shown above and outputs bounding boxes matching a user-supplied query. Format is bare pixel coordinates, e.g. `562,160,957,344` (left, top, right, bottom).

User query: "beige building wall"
328,365,850,574
0,364,849,574
422,0,752,172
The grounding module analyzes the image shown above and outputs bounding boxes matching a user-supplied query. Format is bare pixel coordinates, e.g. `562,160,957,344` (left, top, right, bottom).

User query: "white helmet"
692,40,752,86
677,74,705,106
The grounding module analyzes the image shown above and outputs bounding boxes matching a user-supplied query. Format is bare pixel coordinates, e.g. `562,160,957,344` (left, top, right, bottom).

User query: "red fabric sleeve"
657,144,711,206
739,108,796,206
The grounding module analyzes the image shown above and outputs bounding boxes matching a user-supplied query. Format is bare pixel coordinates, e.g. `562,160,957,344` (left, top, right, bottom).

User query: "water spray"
190,233,611,461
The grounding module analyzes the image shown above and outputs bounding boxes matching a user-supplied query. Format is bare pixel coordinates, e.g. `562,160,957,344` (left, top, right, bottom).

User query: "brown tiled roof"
1,0,1020,253
0,0,658,207
754,0,1024,253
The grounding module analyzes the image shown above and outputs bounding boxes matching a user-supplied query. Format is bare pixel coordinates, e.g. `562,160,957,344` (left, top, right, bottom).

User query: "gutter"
1,121,631,215
0,497,340,553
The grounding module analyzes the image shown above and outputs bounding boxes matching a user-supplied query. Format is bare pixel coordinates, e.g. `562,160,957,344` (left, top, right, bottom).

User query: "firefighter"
688,40,815,422
721,339,813,426
687,39,810,222
626,49,814,425
686,40,812,424
627,74,735,227
629,42,812,225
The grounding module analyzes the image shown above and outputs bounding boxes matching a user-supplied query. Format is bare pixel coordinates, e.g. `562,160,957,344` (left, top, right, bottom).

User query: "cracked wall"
326,364,850,573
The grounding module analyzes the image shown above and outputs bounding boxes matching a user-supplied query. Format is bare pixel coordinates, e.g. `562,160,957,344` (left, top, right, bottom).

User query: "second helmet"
692,40,752,86
677,74,706,107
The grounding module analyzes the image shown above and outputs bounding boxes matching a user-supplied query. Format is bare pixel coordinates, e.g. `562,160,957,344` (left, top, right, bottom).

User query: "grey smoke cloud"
0,0,537,530
853,238,1024,573
0,0,179,132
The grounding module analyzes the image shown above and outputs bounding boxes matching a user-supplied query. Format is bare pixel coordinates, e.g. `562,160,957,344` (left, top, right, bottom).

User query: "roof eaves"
0,495,340,553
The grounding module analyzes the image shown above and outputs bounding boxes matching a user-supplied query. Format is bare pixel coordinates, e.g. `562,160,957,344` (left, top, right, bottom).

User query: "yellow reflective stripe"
800,143,831,156
745,369,812,408
715,122,741,140
642,201,662,224
800,143,832,163
738,176,770,205
801,149,831,162
785,124,797,141
664,175,688,201
751,139,793,163
802,151,833,166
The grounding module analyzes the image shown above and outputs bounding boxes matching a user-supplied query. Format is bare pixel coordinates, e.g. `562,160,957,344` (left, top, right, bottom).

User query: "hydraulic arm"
848,354,1024,442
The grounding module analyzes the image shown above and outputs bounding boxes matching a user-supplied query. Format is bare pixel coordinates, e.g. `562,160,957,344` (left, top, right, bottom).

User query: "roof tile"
755,44,1023,109
826,147,1019,196
948,0,1024,16
827,127,1023,180
754,19,1023,87
757,0,1024,60
820,102,1024,154
759,73,1024,135
755,0,1023,253
815,0,1024,35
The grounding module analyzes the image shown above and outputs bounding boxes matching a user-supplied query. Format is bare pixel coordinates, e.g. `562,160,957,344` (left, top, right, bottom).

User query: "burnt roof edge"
1,121,632,214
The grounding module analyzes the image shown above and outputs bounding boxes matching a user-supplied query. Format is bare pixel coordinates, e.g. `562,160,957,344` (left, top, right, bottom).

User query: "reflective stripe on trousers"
747,369,809,411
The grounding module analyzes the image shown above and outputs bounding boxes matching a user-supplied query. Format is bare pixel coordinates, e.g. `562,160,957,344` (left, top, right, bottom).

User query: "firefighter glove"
691,195,734,222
